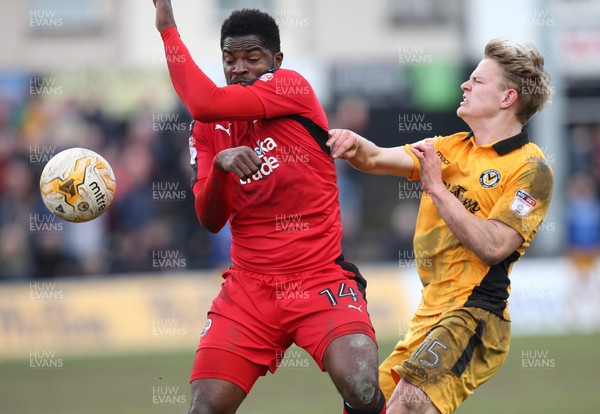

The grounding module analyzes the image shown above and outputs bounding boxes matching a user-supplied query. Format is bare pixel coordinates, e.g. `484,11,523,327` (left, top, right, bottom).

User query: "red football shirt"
190,69,343,274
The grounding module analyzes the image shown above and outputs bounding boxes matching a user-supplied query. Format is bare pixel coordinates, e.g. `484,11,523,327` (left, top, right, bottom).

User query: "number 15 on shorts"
411,338,448,368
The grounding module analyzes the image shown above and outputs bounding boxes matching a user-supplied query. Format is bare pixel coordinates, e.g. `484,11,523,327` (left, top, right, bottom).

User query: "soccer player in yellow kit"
327,39,554,414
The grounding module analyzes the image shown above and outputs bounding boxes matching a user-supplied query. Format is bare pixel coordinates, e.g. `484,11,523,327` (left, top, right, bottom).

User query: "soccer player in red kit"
152,1,387,413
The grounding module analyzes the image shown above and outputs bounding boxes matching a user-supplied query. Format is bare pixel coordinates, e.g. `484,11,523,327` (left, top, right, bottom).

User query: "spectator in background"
0,223,33,279
329,97,369,260
111,141,160,272
0,157,40,278
387,202,419,264
592,124,600,183
569,125,594,176
566,172,600,331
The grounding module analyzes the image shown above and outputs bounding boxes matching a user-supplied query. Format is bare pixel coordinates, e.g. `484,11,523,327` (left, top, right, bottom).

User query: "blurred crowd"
565,124,600,328
568,124,600,263
0,77,599,281
0,80,374,279
0,87,224,279
567,124,600,272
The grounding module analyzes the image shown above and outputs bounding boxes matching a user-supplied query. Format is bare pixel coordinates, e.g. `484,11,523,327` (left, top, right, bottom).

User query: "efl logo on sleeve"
511,189,537,216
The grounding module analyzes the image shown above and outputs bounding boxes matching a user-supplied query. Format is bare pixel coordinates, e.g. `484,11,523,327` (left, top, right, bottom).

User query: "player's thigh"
392,308,510,414
289,260,377,369
379,314,436,401
380,343,411,402
191,347,269,397
192,268,287,393
189,378,246,414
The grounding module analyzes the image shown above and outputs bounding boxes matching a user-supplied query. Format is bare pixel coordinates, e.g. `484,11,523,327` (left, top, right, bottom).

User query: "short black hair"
220,9,281,53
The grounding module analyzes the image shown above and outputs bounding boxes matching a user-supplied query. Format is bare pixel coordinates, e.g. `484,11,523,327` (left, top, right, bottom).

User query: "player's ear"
500,88,518,109
274,51,283,69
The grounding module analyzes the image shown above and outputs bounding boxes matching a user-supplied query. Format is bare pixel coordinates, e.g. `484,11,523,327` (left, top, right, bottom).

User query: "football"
39,147,116,222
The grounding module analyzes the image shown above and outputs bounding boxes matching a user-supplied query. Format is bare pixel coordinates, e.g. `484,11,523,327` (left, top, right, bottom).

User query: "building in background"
0,0,598,276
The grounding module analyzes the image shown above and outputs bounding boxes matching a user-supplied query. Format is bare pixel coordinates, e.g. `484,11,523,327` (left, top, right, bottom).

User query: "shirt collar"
462,128,530,155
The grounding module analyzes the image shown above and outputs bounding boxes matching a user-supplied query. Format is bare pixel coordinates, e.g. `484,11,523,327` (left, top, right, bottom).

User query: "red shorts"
190,257,377,393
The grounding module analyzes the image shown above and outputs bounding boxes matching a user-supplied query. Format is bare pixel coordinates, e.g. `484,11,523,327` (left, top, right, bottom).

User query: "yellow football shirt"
403,129,553,320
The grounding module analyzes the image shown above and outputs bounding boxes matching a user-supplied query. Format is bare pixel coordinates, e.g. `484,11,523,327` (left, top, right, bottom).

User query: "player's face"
222,35,283,85
457,58,513,122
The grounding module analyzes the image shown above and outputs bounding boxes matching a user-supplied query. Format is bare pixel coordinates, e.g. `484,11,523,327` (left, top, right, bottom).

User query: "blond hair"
484,39,552,124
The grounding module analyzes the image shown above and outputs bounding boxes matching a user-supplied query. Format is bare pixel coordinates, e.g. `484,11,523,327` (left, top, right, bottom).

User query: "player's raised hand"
215,147,262,180
327,129,361,159
411,138,443,194
153,0,176,32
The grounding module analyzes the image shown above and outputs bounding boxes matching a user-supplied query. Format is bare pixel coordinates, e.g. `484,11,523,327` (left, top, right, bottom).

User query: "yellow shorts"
569,251,598,278
379,307,510,414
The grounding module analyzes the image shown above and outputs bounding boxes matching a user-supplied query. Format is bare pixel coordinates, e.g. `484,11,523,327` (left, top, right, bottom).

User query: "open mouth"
460,95,469,106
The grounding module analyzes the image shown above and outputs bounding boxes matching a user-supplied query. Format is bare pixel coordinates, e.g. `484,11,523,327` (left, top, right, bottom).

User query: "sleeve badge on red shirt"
188,136,197,165
200,318,212,337
510,189,537,216
258,73,274,82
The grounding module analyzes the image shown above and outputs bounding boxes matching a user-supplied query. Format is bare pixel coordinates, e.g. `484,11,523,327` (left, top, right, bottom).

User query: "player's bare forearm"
427,186,521,265
413,139,523,265
327,129,414,176
153,0,176,32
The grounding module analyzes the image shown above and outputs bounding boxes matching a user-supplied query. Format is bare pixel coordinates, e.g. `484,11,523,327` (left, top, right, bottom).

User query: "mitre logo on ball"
39,147,116,222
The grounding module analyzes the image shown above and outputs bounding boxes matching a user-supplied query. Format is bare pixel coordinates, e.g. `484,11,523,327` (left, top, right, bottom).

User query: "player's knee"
188,394,230,414
188,388,236,414
325,334,381,409
188,396,212,414
341,372,379,408
188,394,216,414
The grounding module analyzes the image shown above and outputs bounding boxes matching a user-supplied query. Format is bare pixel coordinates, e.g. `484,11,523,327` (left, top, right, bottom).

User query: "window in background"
388,0,463,26
28,0,110,36
215,0,273,25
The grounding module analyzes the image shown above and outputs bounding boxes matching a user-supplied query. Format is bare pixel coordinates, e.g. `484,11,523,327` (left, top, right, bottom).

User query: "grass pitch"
1,334,598,414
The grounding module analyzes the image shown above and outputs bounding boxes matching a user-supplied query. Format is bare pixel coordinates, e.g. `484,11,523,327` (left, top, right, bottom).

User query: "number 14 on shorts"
319,282,359,307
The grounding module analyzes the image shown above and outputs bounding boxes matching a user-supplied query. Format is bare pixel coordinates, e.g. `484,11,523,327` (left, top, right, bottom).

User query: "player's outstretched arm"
152,2,265,122
327,129,414,177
